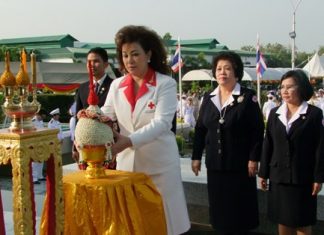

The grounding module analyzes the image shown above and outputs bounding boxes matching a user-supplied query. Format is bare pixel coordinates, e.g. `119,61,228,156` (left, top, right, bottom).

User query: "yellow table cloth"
60,170,166,235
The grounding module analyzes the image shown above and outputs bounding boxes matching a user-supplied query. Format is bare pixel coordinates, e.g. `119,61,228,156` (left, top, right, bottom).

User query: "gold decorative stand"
0,128,64,235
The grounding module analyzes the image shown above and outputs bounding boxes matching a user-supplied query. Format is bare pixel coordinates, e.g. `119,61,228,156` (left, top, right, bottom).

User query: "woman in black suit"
191,51,264,235
259,70,324,235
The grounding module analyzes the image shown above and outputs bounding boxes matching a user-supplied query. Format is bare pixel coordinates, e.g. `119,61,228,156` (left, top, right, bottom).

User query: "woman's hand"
312,182,322,196
259,178,268,191
248,160,258,177
111,131,132,156
72,150,79,162
191,160,201,176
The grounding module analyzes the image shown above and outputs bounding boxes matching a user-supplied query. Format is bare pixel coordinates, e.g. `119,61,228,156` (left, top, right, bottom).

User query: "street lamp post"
289,0,302,69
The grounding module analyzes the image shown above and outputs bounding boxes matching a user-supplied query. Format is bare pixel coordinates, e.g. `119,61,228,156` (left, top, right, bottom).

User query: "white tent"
303,53,324,77
242,67,291,81
182,67,291,83
182,69,214,81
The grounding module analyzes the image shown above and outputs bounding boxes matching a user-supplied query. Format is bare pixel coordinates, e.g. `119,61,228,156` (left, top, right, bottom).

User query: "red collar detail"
119,67,156,88
120,68,156,112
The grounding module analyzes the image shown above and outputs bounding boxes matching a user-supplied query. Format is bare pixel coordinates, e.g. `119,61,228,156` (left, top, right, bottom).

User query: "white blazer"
102,72,191,234
101,72,179,174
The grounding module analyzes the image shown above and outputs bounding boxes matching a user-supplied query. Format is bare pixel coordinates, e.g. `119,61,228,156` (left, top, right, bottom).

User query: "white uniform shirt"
276,101,308,133
32,117,44,129
263,99,277,121
47,118,64,140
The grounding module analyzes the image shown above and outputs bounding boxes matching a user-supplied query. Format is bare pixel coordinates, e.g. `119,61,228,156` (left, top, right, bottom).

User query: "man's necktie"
94,83,99,94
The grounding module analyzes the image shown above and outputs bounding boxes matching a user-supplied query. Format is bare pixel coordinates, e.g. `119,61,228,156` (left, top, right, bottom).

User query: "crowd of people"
177,92,204,128
27,25,324,235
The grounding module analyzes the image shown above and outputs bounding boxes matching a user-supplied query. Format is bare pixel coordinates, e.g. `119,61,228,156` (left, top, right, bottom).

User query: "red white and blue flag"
171,44,183,73
256,40,267,77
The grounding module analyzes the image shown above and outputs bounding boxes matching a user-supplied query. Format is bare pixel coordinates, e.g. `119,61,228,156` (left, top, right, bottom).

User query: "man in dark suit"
73,47,113,162
75,47,113,113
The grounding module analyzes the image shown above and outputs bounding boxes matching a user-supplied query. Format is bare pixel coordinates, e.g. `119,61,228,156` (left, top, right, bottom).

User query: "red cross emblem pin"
146,99,156,111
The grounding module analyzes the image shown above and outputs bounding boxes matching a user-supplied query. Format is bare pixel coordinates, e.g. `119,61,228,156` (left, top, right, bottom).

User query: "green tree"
241,45,255,52
0,46,41,62
263,43,291,67
162,32,172,41
295,51,311,68
240,43,311,68
183,52,211,73
318,46,324,56
0,46,21,61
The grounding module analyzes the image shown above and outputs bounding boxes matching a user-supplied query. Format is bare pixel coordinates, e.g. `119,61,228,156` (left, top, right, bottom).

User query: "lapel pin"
147,99,156,111
237,95,244,103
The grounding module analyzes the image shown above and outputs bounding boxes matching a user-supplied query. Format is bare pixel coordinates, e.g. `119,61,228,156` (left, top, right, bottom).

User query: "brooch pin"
237,95,244,103
252,95,258,103
99,87,105,95
146,99,156,112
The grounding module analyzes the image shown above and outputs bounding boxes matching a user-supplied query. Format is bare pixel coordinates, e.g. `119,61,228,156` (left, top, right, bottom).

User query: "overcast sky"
0,0,322,53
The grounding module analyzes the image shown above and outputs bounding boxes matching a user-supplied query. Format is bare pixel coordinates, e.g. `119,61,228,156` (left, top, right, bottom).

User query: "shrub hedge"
0,93,75,124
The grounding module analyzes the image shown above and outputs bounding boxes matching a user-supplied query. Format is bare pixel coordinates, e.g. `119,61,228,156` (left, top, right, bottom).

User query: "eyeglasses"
279,85,298,92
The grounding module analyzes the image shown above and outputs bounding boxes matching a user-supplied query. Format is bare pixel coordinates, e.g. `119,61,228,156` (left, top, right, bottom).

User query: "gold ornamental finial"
0,51,16,86
16,49,30,86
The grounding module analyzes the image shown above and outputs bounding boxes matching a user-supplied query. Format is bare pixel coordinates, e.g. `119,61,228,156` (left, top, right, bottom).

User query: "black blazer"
75,75,113,114
259,104,324,184
192,87,264,171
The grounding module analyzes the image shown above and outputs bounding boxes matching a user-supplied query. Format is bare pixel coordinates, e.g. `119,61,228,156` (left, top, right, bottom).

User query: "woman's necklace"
219,105,227,124
219,89,232,124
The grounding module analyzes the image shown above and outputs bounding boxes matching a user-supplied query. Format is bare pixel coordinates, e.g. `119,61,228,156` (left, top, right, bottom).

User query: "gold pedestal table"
0,128,63,235
46,170,167,235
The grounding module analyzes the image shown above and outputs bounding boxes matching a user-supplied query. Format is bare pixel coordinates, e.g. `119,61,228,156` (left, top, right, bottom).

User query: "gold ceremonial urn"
81,145,108,178
0,50,40,132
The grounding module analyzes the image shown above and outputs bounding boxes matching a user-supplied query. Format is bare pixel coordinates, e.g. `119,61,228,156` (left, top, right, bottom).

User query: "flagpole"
178,37,183,120
171,37,184,153
257,74,261,107
177,37,185,154
256,34,267,108
256,34,261,106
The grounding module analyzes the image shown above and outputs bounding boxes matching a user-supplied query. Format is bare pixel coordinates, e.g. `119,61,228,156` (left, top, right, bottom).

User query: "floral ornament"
237,95,244,103
78,160,87,170
103,160,116,169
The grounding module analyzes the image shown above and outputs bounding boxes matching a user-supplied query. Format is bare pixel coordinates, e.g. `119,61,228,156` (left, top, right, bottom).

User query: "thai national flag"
171,45,183,73
256,43,267,77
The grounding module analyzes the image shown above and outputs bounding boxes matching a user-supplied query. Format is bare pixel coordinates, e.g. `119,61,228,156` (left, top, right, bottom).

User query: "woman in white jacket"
101,25,190,235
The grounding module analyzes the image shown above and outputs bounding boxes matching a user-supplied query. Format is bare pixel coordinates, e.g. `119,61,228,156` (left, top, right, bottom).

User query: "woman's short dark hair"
280,69,313,101
115,25,169,74
211,51,244,82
